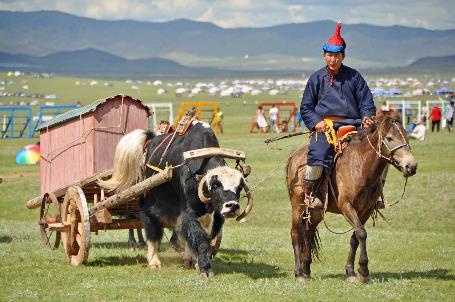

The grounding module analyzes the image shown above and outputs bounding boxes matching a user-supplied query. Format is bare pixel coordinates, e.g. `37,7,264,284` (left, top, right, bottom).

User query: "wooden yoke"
183,148,246,162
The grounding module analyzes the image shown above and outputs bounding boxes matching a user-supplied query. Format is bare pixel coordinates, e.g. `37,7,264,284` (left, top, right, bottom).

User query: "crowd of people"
247,98,454,138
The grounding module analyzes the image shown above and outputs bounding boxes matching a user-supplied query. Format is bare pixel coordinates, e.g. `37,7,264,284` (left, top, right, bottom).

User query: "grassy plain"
0,74,454,301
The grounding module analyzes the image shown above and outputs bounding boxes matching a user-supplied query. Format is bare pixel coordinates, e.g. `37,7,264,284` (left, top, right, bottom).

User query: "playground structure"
386,100,422,128
144,102,174,130
1,107,33,139
176,102,220,133
249,102,297,133
1,105,79,139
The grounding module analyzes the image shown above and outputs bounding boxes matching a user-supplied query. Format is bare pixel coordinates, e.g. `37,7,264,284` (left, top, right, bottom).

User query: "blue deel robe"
300,65,376,168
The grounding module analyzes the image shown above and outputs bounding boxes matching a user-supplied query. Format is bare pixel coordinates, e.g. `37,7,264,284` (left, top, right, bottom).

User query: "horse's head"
368,115,417,177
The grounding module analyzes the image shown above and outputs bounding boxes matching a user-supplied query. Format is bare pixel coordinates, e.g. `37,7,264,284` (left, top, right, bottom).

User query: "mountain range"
0,48,224,77
0,10,454,74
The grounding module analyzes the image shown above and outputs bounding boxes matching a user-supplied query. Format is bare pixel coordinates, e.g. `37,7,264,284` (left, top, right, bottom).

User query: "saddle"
336,125,357,153
324,118,357,155
175,108,198,136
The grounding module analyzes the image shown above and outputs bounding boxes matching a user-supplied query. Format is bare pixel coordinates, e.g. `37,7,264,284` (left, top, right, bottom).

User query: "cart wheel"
39,192,61,249
61,186,91,266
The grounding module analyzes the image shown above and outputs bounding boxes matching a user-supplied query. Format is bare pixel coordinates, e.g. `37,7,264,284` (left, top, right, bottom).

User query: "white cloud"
0,0,453,29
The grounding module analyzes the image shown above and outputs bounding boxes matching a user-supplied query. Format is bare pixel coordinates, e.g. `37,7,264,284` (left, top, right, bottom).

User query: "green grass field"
1,74,454,301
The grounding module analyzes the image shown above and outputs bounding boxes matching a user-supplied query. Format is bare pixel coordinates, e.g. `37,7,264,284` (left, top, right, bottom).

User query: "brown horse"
286,114,417,282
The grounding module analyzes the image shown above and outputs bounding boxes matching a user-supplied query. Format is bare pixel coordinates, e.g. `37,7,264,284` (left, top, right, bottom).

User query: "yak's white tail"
98,129,148,193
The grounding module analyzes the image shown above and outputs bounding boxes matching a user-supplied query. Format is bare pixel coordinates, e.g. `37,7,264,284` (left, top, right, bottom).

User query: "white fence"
144,103,174,129
386,100,422,128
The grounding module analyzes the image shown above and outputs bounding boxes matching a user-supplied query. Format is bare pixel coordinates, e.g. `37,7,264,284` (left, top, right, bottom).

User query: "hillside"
409,55,455,68
0,10,454,70
0,48,226,77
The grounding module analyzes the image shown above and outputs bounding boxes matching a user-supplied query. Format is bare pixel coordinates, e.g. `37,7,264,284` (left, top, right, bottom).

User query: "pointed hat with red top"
323,22,346,53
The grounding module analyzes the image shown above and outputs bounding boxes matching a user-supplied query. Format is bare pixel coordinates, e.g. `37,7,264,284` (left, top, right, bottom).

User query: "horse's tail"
299,224,322,262
311,227,321,261
98,129,153,193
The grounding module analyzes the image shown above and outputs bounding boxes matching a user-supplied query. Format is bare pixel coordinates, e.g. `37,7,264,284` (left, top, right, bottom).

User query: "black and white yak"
99,120,253,277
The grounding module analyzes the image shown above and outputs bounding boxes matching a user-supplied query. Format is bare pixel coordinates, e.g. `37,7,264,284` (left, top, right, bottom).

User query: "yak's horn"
198,175,211,203
236,181,253,221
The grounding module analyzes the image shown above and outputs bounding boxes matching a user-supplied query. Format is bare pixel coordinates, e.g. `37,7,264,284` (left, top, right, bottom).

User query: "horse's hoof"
296,274,310,282
296,276,306,283
346,275,358,283
356,273,369,283
148,260,162,270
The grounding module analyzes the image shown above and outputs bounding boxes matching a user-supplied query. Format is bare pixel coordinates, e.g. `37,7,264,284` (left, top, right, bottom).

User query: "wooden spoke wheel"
61,186,91,266
39,192,61,249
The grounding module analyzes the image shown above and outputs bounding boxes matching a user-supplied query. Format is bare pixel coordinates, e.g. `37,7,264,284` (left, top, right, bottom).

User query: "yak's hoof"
183,258,196,269
356,273,369,283
148,260,162,270
200,271,215,278
128,245,138,252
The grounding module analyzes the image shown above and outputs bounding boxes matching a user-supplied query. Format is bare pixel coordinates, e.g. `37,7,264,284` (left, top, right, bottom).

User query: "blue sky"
1,0,454,30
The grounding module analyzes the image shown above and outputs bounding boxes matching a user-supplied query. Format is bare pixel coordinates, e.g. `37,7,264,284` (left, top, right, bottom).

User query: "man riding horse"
300,22,376,209
289,23,417,282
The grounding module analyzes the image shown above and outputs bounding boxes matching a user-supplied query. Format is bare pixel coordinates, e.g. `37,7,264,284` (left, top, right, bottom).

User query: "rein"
323,176,353,234
385,176,408,207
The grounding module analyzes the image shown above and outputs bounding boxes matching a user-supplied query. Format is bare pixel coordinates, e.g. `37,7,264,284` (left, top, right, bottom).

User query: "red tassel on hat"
327,22,345,47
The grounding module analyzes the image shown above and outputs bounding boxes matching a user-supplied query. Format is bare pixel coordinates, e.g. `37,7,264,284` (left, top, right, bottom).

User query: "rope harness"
367,121,410,166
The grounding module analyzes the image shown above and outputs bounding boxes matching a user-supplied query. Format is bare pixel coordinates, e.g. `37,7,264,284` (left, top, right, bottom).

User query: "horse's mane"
350,113,401,142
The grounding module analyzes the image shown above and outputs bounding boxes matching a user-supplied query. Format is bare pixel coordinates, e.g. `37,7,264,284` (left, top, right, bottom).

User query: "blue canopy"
434,87,454,95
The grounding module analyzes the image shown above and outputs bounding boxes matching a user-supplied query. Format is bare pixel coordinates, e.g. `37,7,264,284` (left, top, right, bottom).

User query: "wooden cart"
26,95,163,266
26,167,172,266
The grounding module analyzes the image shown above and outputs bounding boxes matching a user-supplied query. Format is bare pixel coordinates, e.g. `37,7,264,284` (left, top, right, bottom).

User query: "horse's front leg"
340,203,369,282
345,231,359,282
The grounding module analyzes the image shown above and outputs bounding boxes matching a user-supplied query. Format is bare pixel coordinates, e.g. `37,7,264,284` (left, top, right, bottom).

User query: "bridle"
367,120,410,166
